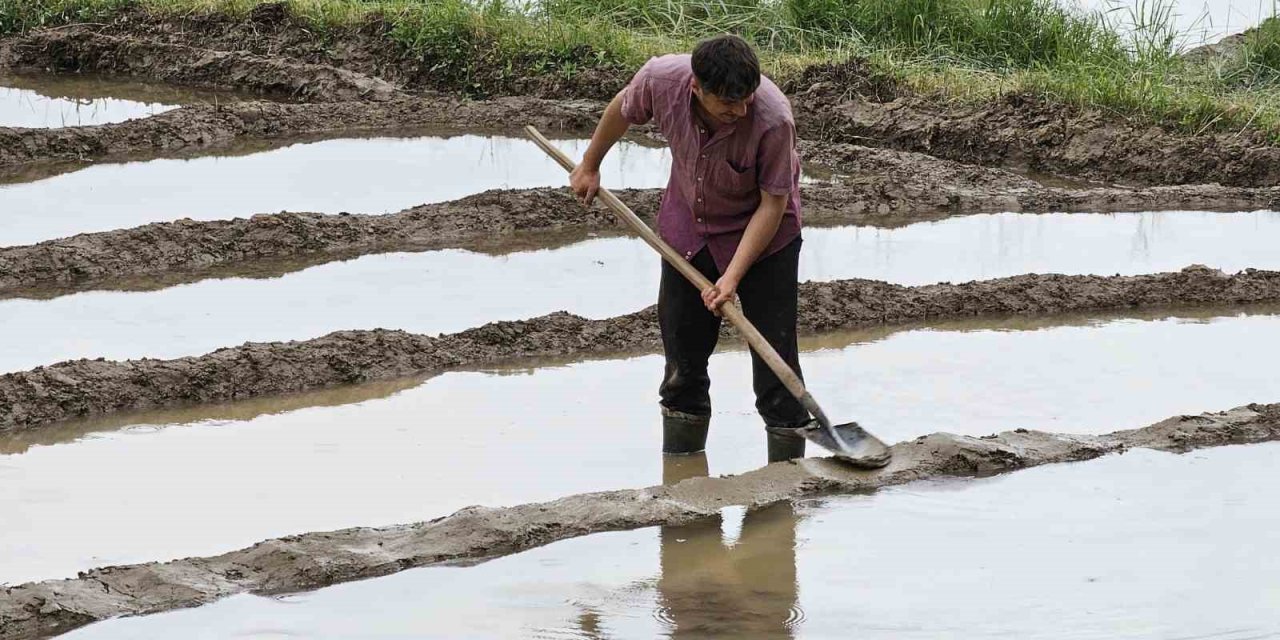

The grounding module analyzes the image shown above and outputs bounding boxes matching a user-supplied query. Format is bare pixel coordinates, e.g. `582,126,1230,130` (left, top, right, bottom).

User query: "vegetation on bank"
1,0,1278,139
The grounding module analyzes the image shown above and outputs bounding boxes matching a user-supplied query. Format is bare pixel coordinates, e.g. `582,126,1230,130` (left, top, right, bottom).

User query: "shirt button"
697,218,703,222
696,197,702,202
697,176,702,182
701,154,707,158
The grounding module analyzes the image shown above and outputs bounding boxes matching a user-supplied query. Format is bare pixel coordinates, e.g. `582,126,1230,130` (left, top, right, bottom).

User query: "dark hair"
691,35,761,101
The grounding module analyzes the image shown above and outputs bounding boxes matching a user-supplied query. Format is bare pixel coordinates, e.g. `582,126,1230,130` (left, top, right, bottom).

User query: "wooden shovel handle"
524,126,811,403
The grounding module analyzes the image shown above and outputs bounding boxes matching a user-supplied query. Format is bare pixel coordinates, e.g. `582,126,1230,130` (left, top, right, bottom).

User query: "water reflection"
0,76,178,128
656,455,800,639
55,443,1280,639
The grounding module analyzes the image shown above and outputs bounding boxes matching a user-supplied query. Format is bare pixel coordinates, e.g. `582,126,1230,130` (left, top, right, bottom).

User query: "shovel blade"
800,421,892,469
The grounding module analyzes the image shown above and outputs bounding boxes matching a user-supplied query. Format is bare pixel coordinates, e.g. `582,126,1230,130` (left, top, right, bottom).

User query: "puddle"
3,210,1280,373
0,134,672,246
2,307,1280,584
0,73,243,128
63,442,1280,639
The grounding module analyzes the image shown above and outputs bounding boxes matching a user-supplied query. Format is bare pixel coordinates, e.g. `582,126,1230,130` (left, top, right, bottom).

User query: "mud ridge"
0,27,402,103
1,402,1276,639
793,88,1280,188
1,265,1277,431
0,96,602,170
6,164,1280,298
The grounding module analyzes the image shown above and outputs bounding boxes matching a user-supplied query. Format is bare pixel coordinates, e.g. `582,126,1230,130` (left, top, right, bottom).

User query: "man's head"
691,35,760,125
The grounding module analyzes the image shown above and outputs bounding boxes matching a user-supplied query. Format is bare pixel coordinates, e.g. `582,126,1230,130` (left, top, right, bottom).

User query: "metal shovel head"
800,420,893,469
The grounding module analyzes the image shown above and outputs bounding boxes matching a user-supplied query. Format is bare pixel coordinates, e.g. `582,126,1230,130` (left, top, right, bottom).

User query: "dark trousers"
658,237,809,429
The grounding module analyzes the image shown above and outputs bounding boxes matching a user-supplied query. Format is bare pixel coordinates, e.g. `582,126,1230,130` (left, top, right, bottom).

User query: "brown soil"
5,163,1279,299
1,265,1275,432
4,12,1280,188
791,87,1280,188
0,26,402,103
1,402,1275,639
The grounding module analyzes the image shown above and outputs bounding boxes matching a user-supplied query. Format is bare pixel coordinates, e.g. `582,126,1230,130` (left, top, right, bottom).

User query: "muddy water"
0,134,671,246
65,442,1280,639
0,74,182,128
3,307,1280,585
2,210,1279,373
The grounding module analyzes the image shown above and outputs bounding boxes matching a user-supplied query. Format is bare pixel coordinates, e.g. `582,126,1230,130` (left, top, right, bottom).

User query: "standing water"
0,134,672,246
59,442,1280,639
0,73,247,128
2,307,1279,585
2,209,1278,373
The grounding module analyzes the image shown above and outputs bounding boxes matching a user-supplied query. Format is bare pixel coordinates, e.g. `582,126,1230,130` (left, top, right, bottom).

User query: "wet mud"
790,69,1280,189
4,174,1279,298
0,96,603,170
1,402,1276,639
0,27,401,103
1,265,1277,432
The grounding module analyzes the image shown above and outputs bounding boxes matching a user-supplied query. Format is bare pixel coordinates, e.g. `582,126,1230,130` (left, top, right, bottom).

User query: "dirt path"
5,171,1279,299
1,265,1276,432
1,402,1275,639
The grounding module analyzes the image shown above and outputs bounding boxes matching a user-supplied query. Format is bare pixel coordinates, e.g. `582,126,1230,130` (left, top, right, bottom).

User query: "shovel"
525,126,892,469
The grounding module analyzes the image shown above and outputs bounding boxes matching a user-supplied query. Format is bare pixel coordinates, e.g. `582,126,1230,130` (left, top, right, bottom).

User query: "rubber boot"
766,425,807,463
662,408,710,455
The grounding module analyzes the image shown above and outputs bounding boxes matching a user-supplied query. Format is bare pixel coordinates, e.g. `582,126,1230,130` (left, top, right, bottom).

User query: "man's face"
692,79,753,125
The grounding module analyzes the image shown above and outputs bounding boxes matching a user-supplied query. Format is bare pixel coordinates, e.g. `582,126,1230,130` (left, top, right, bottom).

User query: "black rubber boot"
662,408,710,455
766,425,807,463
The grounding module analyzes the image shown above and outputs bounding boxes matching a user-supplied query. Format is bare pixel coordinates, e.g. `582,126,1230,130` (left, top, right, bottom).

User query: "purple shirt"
620,54,802,273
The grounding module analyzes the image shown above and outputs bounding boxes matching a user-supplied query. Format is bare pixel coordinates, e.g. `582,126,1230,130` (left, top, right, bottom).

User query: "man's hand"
569,163,601,206
701,274,740,317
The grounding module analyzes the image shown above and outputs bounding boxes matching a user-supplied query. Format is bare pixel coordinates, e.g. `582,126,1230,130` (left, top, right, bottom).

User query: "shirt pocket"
712,158,758,197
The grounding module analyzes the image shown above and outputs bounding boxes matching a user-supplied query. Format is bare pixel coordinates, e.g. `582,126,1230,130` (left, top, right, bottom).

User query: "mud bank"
793,88,1280,188
1,402,1276,639
0,28,401,103
1,265,1277,431
0,95,602,170
5,173,1279,297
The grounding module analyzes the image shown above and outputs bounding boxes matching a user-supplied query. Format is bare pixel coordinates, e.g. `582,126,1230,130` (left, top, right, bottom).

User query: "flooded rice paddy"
59,442,1280,639
0,210,1276,373
0,134,672,246
2,306,1278,585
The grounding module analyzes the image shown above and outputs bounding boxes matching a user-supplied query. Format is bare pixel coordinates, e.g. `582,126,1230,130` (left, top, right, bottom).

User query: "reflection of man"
570,34,809,463
657,455,800,638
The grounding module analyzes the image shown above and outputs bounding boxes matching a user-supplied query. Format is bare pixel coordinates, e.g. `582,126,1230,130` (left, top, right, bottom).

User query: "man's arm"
702,190,787,315
569,92,631,206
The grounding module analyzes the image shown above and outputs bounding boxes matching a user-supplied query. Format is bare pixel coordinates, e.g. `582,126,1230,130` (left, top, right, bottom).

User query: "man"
570,34,809,463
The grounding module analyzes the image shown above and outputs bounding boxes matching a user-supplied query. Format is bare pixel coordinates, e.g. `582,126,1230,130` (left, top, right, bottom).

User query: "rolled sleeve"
620,59,657,125
756,122,798,196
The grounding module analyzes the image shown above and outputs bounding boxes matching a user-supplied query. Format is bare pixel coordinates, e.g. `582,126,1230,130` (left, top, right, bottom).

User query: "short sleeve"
756,122,797,196
620,59,657,125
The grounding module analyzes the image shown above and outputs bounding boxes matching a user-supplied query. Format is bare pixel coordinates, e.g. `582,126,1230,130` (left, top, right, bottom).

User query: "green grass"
1,0,1278,139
